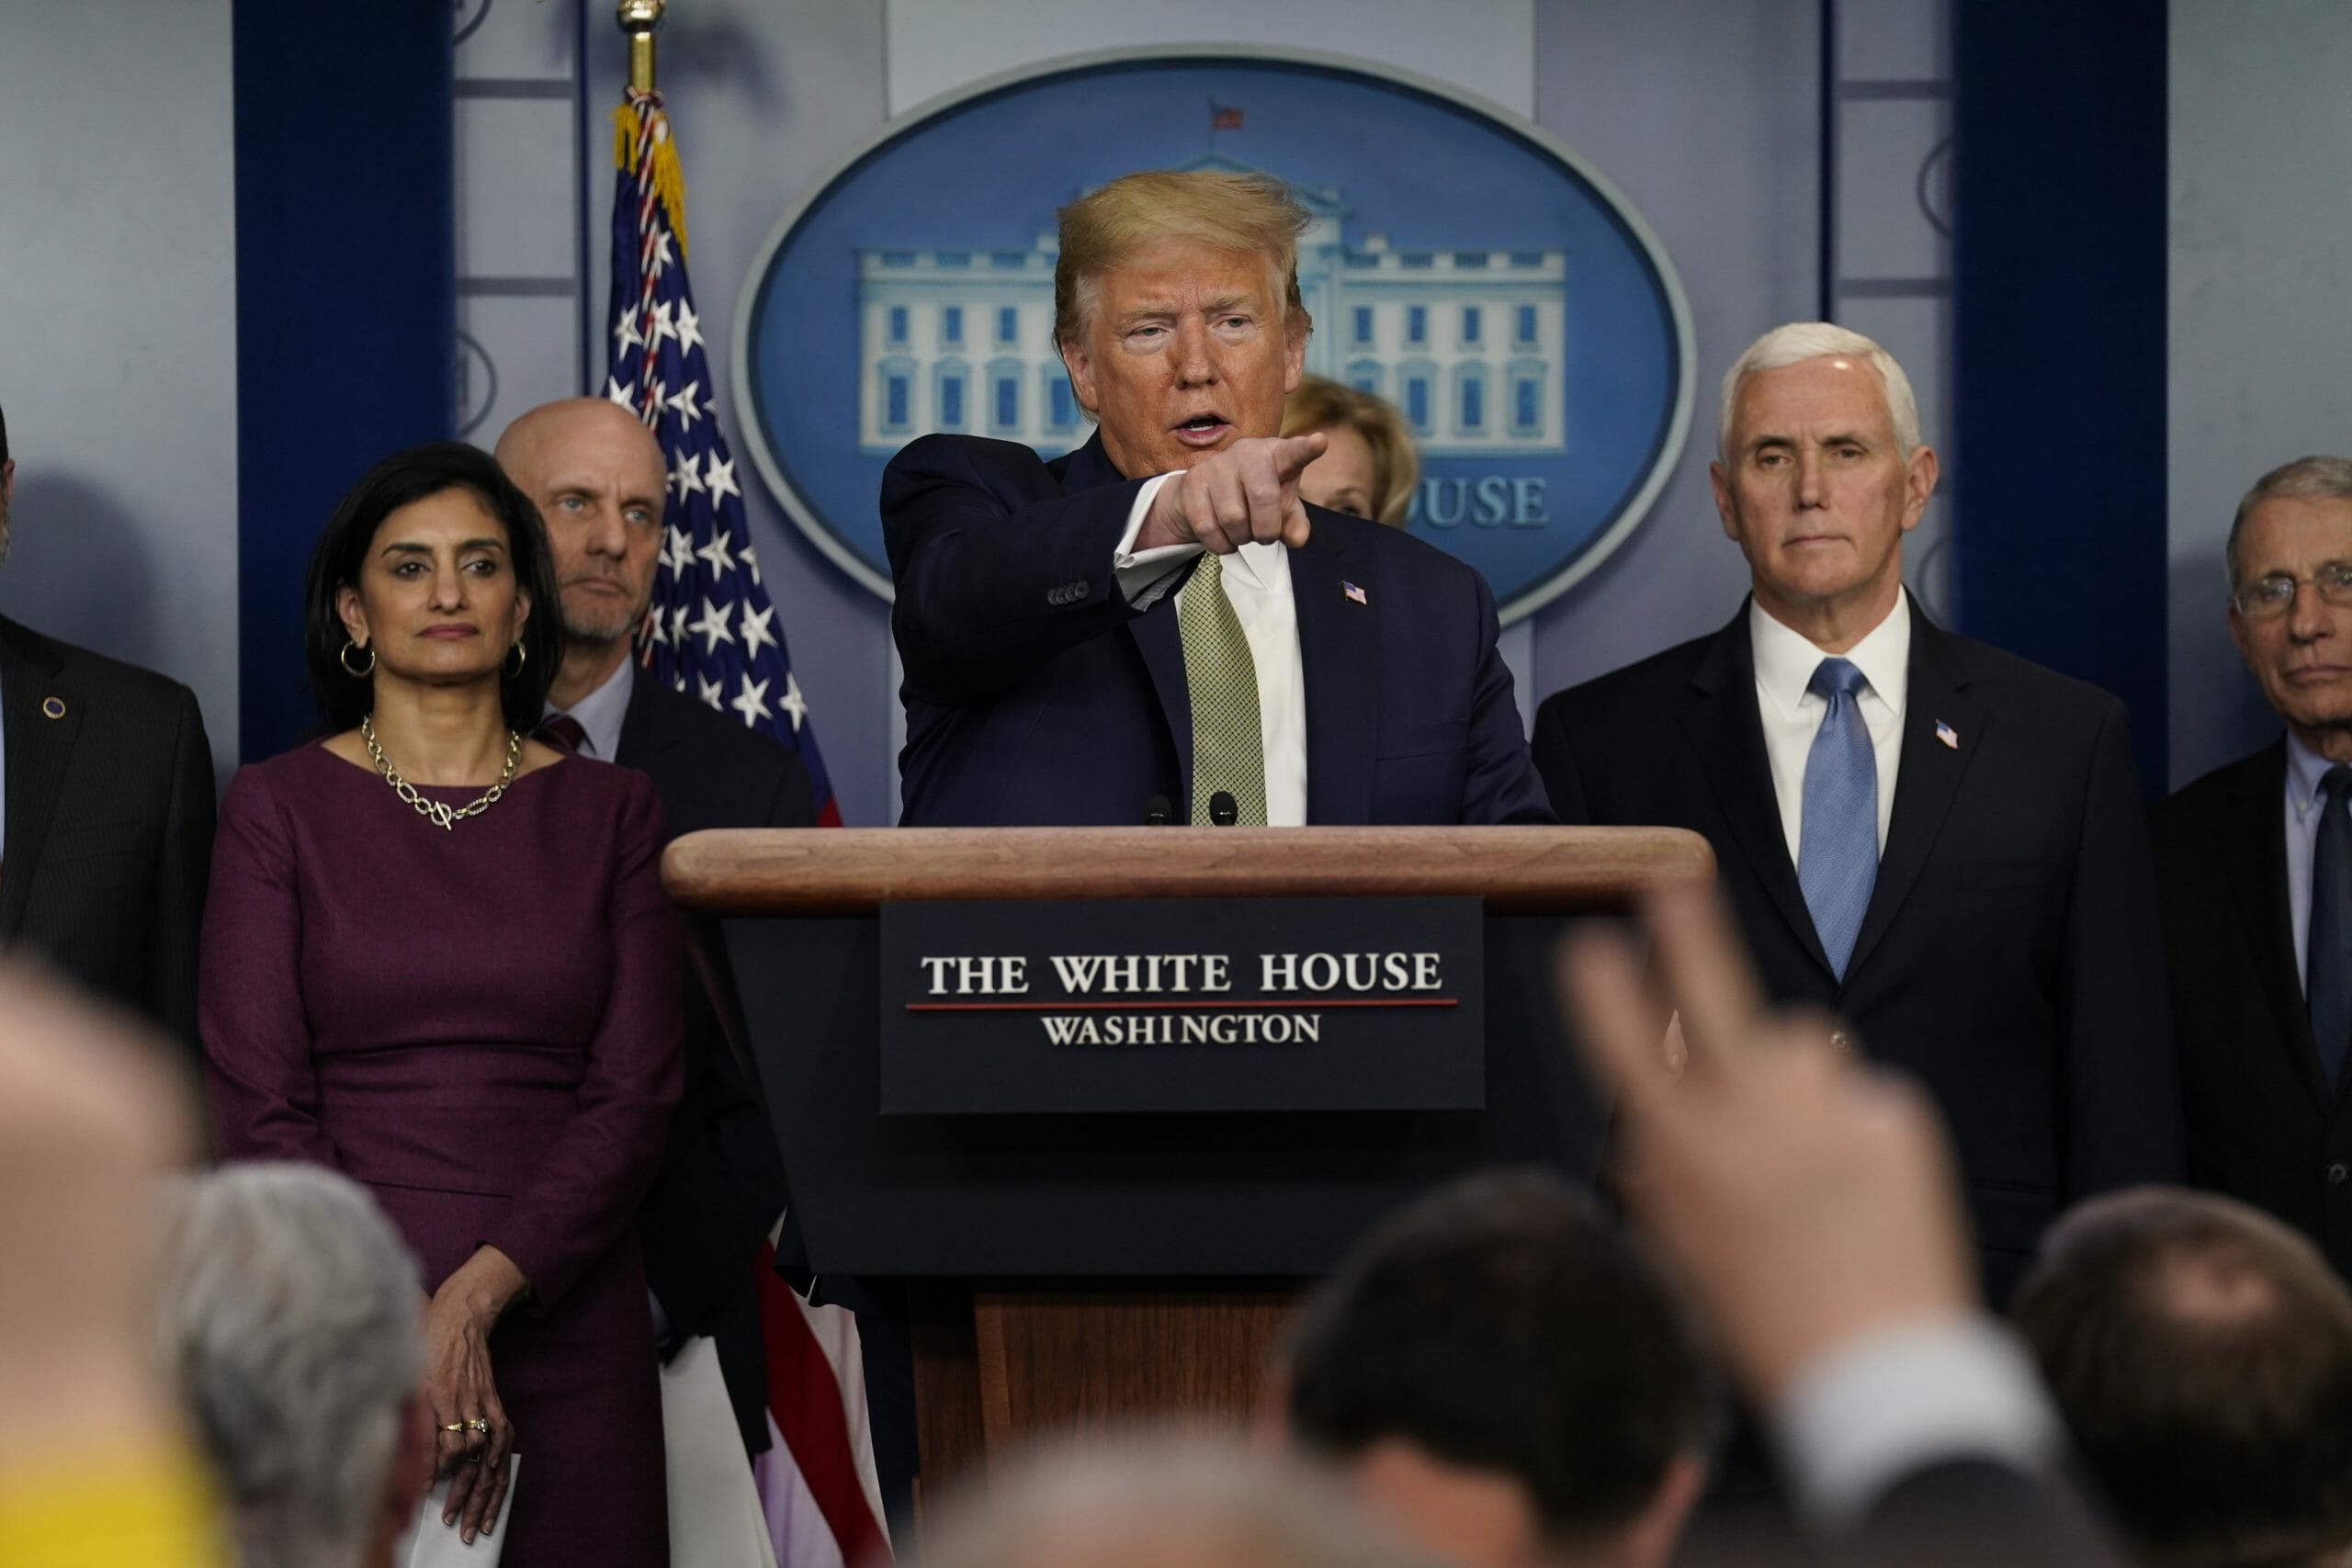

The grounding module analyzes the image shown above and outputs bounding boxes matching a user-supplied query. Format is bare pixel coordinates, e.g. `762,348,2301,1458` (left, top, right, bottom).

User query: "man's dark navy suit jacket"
882,431,1551,827
1533,601,2182,1300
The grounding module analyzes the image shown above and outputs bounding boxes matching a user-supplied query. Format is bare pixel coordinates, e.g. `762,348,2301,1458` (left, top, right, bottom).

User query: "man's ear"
1057,335,1099,416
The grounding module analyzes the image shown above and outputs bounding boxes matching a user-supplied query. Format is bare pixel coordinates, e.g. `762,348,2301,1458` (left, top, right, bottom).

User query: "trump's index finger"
1272,430,1329,479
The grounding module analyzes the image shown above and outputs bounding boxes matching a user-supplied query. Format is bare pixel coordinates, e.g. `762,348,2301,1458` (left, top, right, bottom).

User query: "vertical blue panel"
234,1,454,761
1954,2,2166,791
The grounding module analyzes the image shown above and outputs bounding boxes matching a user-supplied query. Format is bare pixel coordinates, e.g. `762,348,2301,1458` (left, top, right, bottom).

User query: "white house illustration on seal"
854,154,1567,459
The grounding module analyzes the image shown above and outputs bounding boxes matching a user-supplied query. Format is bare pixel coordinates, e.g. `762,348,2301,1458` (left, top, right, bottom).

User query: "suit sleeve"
1529,694,1593,825
882,434,1156,705
2062,701,2185,1196
482,775,683,1313
146,686,217,1050
638,750,804,1342
200,767,341,1167
1458,570,1554,825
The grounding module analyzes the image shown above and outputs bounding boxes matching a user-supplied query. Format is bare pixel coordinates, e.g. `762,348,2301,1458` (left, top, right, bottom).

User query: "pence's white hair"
1717,321,1924,462
160,1163,424,1568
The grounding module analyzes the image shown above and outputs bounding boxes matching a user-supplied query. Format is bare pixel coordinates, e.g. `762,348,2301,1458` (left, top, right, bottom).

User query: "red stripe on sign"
907,998,1459,1012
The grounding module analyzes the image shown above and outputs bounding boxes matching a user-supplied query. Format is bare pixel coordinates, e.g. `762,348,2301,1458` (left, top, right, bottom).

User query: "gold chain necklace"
361,715,521,832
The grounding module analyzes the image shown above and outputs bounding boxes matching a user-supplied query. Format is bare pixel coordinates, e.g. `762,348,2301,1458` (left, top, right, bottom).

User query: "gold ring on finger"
441,1422,468,1433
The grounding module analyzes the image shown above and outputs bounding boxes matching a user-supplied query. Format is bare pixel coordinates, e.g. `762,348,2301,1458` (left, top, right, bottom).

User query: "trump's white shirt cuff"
1113,472,1198,608
1774,1313,2063,1531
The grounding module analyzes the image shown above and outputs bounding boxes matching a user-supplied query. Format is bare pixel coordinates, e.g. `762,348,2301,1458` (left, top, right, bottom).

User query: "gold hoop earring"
505,640,527,676
339,639,376,678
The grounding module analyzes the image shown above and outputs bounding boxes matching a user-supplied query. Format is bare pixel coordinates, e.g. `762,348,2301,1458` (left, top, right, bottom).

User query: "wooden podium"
664,825,1710,1501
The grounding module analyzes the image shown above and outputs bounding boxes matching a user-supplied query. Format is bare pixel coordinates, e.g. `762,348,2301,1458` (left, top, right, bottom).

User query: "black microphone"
1142,795,1172,826
1209,790,1239,827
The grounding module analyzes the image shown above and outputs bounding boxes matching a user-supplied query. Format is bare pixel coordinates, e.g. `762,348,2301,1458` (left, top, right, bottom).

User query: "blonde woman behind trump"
1282,375,1421,528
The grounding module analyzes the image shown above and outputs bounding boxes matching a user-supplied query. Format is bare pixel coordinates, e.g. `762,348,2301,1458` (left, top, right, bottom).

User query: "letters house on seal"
855,154,1566,462
914,949,1447,1046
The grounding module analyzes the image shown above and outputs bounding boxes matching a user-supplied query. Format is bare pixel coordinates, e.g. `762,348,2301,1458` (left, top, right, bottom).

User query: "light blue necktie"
1799,658,1878,980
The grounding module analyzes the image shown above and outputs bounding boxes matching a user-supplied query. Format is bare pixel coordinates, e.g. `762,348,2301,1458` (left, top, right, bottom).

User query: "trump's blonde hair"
1054,170,1315,349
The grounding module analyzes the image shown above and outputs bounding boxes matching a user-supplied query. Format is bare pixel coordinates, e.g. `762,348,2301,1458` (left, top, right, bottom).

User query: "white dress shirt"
543,652,635,762
1110,472,1309,826
1750,590,1911,863
2283,728,2343,992
1776,1313,2064,1529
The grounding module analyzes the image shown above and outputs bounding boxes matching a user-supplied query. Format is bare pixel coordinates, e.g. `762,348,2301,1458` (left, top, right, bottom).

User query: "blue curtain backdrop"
1954,1,2169,793
234,1,455,762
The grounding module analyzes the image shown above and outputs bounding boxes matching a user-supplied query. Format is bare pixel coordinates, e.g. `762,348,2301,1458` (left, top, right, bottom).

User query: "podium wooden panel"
666,826,1711,1502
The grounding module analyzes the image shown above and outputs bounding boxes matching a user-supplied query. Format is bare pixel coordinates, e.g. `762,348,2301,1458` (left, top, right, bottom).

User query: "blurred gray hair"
160,1163,424,1568
1717,321,1924,463
2223,456,2352,594
917,1431,1434,1568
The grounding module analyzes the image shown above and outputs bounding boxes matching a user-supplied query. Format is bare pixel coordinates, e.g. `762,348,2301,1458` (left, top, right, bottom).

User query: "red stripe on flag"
756,1242,890,1565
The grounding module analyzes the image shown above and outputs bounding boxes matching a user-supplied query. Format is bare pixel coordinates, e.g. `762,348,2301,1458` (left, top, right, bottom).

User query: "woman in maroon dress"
200,443,681,1564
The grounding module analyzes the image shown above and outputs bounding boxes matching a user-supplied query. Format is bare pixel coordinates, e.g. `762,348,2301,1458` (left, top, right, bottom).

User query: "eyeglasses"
2233,562,2352,619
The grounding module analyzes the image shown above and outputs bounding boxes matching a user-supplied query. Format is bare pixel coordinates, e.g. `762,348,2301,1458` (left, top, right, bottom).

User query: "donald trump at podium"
880,168,1550,828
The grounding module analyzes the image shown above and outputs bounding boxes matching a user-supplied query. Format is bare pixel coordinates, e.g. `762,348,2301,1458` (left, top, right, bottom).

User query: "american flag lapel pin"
1342,581,1368,606
1936,720,1959,750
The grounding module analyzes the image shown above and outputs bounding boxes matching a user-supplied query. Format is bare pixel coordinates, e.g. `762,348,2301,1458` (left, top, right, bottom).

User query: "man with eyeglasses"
2154,456,2352,1279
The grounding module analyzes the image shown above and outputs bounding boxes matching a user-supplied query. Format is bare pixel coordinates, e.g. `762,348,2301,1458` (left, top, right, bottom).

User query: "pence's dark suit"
616,671,813,1452
0,613,213,1043
1534,602,2181,1299
2152,739,2352,1276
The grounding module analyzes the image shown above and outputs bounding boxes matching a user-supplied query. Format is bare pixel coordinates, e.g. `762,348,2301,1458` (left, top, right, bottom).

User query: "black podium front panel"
729,912,1608,1278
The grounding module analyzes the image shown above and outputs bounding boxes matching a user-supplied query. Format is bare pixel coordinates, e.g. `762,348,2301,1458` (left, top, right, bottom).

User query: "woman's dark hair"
302,442,563,735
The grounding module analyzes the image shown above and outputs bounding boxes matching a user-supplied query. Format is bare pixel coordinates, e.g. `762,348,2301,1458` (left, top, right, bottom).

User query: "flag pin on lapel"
1936,720,1959,750
1342,581,1368,606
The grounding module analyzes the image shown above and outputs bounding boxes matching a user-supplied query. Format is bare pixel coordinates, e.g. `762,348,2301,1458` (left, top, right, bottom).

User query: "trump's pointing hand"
1138,431,1328,555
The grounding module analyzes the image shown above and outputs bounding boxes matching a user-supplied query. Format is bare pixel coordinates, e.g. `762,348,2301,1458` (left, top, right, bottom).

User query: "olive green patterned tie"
1178,552,1268,825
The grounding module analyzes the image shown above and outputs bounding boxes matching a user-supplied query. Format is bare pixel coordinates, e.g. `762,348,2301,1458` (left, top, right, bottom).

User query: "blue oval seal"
735,47,1692,624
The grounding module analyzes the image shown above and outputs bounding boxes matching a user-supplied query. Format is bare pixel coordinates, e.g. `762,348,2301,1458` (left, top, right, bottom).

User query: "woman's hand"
422,1246,528,1544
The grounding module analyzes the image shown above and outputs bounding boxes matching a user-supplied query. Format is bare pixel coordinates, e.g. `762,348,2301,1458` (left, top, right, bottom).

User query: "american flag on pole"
607,88,888,1568
606,87,842,826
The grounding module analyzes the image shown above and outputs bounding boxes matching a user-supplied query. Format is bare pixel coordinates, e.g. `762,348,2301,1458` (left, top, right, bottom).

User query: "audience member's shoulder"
639,676,801,776
0,614,199,716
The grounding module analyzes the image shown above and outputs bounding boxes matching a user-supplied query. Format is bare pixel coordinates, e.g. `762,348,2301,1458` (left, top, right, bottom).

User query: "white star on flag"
664,525,694,577
704,455,741,503
697,674,725,709
741,544,763,587
778,671,808,732
650,300,677,346
688,597,735,653
671,451,703,502
614,311,643,353
695,528,736,581
605,376,634,410
650,228,675,276
675,299,704,355
667,379,704,428
729,675,772,727
740,604,778,660
668,602,691,649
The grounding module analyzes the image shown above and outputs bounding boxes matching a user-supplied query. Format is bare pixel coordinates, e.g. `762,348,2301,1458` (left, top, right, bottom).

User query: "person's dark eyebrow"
379,536,507,557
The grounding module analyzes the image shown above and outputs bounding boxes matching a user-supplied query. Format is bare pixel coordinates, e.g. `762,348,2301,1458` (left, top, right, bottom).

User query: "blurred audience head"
494,399,670,650
160,1162,432,1568
2012,1186,2352,1568
2222,456,2352,747
303,441,562,735
1282,375,1421,527
1282,1169,1713,1568
915,1431,1425,1568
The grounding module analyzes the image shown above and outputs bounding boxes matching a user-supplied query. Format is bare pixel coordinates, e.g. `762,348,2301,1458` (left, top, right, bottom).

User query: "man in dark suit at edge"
1532,324,2180,1301
495,398,815,1484
2153,456,2352,1279
881,168,1551,828
0,401,215,1044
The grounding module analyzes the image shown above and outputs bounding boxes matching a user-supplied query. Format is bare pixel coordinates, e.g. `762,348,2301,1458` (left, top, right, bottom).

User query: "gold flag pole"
618,0,664,95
